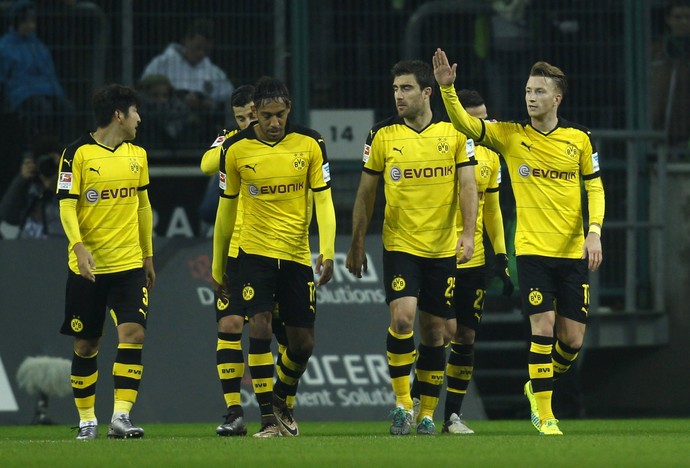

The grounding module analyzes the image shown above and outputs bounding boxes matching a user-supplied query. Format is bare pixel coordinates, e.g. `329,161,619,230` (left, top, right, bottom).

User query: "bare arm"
346,172,379,278
456,165,478,264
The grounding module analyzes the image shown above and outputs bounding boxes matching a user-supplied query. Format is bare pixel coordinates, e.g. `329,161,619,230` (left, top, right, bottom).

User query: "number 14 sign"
310,109,374,160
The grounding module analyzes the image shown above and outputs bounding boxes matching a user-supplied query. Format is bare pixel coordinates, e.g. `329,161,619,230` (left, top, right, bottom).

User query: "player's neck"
91,127,124,149
530,113,558,133
404,108,432,132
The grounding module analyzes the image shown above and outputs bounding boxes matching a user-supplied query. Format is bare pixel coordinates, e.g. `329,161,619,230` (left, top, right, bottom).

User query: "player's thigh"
276,260,315,328
216,255,247,324
418,255,455,318
516,255,558,316
238,250,278,317
60,270,107,338
383,249,423,304
454,266,487,330
107,268,149,328
555,258,589,324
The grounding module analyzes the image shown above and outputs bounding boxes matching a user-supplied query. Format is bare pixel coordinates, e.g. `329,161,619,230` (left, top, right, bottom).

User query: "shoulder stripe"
312,184,331,192
56,193,79,200
486,186,500,193
582,171,601,181
219,192,239,200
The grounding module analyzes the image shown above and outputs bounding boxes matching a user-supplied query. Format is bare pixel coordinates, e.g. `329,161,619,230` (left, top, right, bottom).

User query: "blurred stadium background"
1,0,689,422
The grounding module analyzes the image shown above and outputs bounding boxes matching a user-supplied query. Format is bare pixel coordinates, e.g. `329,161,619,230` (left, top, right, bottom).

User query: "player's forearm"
59,198,83,247
137,200,154,258
459,172,478,236
439,84,484,141
212,197,237,282
483,191,507,254
584,177,605,232
313,189,336,261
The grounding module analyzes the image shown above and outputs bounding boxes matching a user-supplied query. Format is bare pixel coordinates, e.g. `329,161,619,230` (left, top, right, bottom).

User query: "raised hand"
432,48,457,86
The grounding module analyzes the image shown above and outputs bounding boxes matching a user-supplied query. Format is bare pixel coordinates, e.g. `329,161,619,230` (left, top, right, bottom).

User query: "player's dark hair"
92,84,139,128
253,76,290,108
391,60,434,91
231,85,255,108
458,89,485,109
530,61,568,96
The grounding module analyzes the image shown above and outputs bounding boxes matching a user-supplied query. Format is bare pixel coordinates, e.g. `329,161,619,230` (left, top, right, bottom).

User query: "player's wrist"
588,224,601,237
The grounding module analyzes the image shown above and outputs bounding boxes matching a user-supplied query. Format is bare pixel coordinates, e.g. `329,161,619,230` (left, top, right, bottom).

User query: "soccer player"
410,89,513,434
433,48,605,435
200,85,295,436
212,76,335,437
57,84,155,440
346,60,478,436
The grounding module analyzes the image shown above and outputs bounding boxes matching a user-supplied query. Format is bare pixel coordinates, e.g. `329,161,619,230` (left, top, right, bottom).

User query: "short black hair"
391,60,434,91
231,85,255,108
252,76,290,108
92,84,139,128
458,89,485,109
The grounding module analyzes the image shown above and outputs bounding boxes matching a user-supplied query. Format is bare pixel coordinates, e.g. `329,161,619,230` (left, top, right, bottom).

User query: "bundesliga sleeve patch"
219,172,227,190
497,166,502,185
210,134,226,148
466,139,476,159
322,162,331,183
58,172,73,190
591,152,600,172
362,144,371,163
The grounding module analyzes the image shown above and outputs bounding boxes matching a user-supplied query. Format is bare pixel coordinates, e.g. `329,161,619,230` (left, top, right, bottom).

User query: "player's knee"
289,340,313,361
454,326,475,345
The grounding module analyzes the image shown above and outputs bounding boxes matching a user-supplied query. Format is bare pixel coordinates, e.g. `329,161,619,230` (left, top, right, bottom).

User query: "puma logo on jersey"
63,159,72,167
89,167,101,175
393,146,404,155
520,142,532,151
243,164,257,173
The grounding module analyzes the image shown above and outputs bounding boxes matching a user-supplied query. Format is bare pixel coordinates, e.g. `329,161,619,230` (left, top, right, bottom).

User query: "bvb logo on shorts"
528,289,543,306
71,318,84,332
391,277,406,292
217,297,229,310
242,285,255,302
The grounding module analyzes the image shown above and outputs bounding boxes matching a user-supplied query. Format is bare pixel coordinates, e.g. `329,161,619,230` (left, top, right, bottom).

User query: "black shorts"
239,250,315,328
382,249,455,318
60,268,149,338
516,255,589,324
453,265,487,330
215,255,246,322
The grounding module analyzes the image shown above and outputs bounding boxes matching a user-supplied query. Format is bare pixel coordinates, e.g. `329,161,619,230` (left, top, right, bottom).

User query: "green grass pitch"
1,419,689,467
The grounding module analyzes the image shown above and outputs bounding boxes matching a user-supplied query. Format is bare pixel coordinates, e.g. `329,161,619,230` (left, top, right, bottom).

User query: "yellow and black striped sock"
444,342,474,421
248,338,274,420
552,339,580,379
112,343,143,415
275,349,308,402
71,350,98,422
276,343,297,409
386,327,416,410
414,343,445,420
528,335,554,422
217,332,244,410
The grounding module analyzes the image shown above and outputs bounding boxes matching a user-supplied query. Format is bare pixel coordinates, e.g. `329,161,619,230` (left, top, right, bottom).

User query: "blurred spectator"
140,17,234,133
649,0,690,158
0,0,74,143
135,74,203,150
0,134,65,239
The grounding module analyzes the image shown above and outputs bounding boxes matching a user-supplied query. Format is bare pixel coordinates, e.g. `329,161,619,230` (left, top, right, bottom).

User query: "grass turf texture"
1,419,689,467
